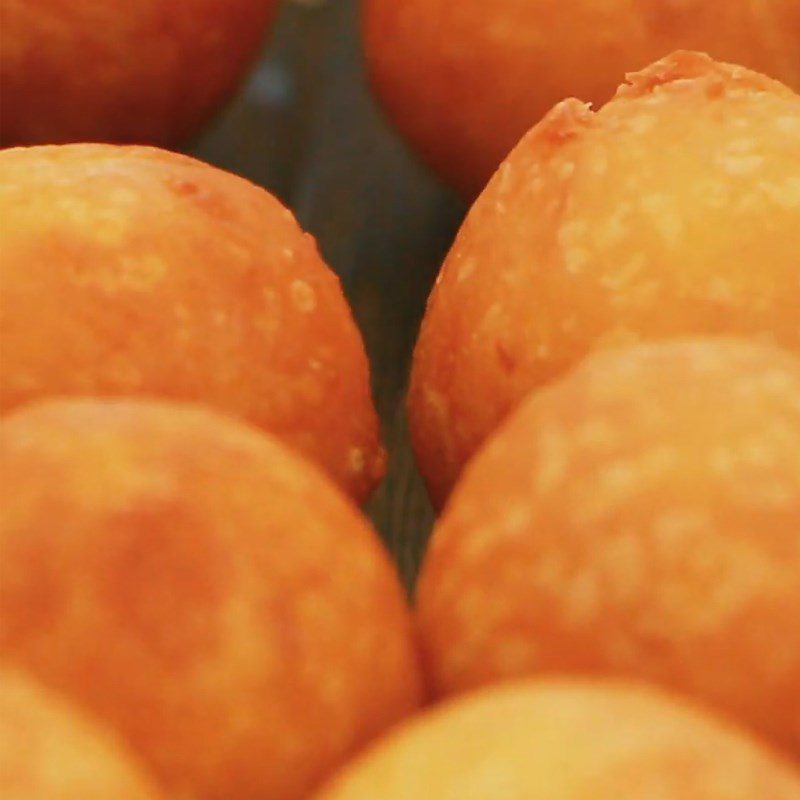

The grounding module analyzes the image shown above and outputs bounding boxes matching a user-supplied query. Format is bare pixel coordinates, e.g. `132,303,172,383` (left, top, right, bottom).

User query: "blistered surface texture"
0,399,422,800
0,144,385,501
417,339,800,757
409,52,800,505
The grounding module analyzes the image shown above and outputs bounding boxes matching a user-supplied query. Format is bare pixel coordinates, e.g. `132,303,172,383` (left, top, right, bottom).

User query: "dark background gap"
193,0,466,588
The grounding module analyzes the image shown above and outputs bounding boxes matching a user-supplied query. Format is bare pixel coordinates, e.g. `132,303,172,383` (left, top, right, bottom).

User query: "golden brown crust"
0,0,278,146
364,0,800,195
0,144,385,502
409,52,800,506
417,339,800,758
617,50,799,99
0,398,422,800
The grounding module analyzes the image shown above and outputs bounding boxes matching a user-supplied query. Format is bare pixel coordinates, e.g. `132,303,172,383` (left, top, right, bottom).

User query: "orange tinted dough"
365,1,800,195
409,52,800,505
0,0,278,146
315,680,800,800
417,339,800,757
0,399,422,800
0,144,385,502
0,667,164,800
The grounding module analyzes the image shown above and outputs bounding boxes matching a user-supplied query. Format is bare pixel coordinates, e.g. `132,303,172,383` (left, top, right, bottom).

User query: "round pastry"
0,0,278,146
0,398,422,800
0,144,384,502
409,51,800,505
364,0,800,195
417,338,800,757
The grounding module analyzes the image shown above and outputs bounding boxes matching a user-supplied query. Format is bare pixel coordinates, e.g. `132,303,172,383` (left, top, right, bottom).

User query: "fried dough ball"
0,0,278,146
0,399,422,800
364,1,800,195
0,144,384,502
417,339,800,757
315,680,800,800
409,52,800,505
0,667,163,800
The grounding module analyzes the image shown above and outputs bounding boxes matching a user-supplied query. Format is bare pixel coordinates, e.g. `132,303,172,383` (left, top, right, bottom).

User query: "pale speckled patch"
715,152,766,177
600,254,646,292
106,187,139,206
347,447,366,476
558,220,591,274
502,503,535,533
574,418,619,452
527,175,546,195
775,115,800,135
651,508,712,542
456,257,477,283
57,197,132,247
759,176,800,210
493,162,513,209
589,148,609,176
120,254,168,291
640,194,684,245
212,309,229,327
742,481,798,510
626,114,656,135
226,240,251,262
70,253,167,293
459,524,509,565
647,538,782,637
534,342,551,360
290,280,316,313
558,161,576,180
706,276,739,306
594,206,630,248
533,426,570,495
571,446,679,527
423,387,450,434
727,138,758,154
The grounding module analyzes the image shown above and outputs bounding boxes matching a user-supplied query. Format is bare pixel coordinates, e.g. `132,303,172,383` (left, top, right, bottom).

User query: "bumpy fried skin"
0,0,278,146
364,1,800,196
0,144,385,502
409,52,800,505
417,339,800,757
0,399,422,800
